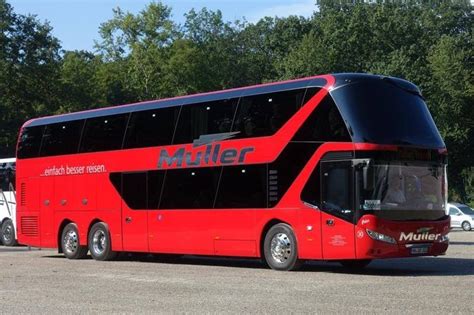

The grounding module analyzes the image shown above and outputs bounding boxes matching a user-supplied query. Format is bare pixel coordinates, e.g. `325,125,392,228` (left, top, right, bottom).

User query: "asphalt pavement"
0,231,473,314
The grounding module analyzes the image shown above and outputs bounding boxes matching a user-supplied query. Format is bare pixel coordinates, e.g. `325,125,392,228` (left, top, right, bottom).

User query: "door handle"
326,219,335,226
125,217,132,223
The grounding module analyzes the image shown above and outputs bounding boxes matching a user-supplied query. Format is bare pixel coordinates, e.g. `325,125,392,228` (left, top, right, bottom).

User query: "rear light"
366,229,396,244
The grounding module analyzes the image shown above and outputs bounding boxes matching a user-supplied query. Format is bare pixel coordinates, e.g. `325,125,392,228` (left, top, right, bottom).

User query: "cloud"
248,0,317,22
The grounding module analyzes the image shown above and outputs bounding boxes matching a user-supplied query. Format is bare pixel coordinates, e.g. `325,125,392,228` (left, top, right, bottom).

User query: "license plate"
410,247,429,255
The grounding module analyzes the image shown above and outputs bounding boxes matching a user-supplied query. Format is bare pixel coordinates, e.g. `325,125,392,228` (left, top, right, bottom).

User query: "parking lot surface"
1,231,473,314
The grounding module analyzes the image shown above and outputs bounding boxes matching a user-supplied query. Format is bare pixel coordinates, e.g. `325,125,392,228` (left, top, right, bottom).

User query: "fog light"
366,229,396,244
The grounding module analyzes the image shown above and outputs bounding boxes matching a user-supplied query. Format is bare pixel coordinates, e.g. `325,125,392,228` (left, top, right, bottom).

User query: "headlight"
366,229,397,244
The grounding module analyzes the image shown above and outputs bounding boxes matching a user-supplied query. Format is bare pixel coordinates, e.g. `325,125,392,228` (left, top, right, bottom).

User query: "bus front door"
320,161,356,259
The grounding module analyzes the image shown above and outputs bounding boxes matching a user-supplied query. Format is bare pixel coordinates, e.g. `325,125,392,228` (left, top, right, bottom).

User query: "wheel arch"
259,219,290,258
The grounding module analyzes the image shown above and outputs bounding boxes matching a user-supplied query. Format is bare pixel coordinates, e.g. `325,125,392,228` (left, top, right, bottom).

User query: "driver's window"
321,162,353,221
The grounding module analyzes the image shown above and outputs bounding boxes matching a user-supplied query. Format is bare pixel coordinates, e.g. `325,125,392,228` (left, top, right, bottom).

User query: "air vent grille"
21,216,38,237
321,151,354,161
20,183,26,207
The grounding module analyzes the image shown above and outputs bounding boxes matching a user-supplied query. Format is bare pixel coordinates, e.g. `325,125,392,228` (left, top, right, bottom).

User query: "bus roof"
24,75,329,128
22,73,419,128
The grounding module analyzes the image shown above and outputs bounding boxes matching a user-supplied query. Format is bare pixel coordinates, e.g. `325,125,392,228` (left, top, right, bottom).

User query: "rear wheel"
339,259,372,269
263,223,302,271
88,222,117,261
461,221,471,231
61,223,88,259
1,219,18,246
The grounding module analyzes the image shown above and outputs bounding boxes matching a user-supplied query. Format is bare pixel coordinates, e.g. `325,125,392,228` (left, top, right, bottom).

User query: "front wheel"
461,221,472,231
61,223,88,259
1,219,18,246
263,223,302,271
88,222,117,261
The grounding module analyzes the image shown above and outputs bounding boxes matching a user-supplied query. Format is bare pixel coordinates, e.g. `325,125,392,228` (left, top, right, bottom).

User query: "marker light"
366,229,396,244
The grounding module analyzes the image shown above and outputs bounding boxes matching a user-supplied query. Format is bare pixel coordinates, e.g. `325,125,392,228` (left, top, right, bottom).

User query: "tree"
0,0,61,157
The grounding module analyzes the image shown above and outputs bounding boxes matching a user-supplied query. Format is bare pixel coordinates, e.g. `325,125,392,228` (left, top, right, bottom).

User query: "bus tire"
61,223,88,259
339,259,372,269
1,219,18,246
88,222,117,261
263,223,302,271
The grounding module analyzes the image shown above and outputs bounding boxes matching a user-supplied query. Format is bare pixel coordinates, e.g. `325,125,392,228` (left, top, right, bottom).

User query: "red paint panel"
122,208,148,252
321,212,355,260
40,177,55,248
148,210,213,255
296,205,322,260
214,240,257,257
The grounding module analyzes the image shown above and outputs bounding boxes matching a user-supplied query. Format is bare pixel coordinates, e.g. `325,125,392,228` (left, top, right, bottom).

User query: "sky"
8,0,316,52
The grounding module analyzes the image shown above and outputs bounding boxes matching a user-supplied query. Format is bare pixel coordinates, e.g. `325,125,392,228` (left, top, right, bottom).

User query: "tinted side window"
232,89,305,138
293,95,351,142
321,162,354,221
147,170,165,209
215,164,267,208
160,167,220,209
80,114,129,153
302,87,321,106
124,107,180,149
110,171,165,210
122,172,147,209
173,98,239,144
17,126,44,159
301,165,322,208
40,120,84,157
268,143,320,207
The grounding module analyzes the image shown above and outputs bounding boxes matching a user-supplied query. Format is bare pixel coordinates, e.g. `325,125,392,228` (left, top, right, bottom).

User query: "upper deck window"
331,79,445,148
40,120,84,156
124,107,180,149
231,89,306,138
17,126,44,159
79,114,129,153
293,94,351,142
173,98,239,145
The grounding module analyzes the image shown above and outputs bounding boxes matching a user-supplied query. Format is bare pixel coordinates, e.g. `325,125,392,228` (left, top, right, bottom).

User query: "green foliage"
0,0,62,156
0,0,473,203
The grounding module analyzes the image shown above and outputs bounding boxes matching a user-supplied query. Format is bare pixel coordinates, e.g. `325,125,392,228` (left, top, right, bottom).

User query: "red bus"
16,74,449,270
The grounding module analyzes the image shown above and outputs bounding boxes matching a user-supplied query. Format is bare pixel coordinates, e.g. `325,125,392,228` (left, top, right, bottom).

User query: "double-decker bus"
16,74,449,270
0,157,17,246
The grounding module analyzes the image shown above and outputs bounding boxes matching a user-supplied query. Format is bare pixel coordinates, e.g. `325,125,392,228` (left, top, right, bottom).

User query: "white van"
448,202,474,231
0,158,17,246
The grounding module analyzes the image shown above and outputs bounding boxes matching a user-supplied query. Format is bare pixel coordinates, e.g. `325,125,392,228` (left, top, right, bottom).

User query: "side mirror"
457,213,462,216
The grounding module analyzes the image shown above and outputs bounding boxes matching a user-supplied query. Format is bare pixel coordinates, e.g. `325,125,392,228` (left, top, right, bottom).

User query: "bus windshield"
359,163,446,212
331,78,445,149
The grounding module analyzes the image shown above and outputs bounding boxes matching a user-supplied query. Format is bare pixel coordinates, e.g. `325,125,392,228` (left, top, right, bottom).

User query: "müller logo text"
157,132,254,168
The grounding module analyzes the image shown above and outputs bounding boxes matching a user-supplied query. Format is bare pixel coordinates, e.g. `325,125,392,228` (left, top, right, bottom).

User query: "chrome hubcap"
3,224,13,242
92,230,107,255
270,233,292,263
462,222,470,230
64,230,78,254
